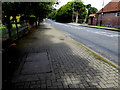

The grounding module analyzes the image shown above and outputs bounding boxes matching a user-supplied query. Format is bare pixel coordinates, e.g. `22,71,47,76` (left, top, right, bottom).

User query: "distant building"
88,14,96,25
88,0,120,28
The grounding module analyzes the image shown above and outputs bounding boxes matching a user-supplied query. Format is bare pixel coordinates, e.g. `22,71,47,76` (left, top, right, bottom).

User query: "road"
46,19,119,66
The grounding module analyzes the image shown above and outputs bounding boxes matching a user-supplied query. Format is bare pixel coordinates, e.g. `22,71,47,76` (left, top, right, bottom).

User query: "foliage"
2,2,54,22
49,1,98,23
2,2,54,37
86,4,98,23
49,1,87,23
55,2,74,23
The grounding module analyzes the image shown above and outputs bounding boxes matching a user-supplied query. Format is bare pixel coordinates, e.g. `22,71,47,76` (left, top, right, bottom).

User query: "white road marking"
54,22,119,38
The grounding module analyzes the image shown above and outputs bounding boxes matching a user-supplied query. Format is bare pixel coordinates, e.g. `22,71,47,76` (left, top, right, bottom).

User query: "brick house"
88,0,120,28
88,14,96,25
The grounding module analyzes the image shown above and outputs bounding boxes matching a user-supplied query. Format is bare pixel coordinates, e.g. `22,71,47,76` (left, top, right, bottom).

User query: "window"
116,12,120,16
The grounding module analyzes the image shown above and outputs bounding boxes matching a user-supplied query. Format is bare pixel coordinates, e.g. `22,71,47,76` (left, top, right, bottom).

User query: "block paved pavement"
6,22,119,89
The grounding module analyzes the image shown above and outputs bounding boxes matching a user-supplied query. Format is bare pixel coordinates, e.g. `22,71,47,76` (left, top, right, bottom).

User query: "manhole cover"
21,52,51,74
60,38,64,40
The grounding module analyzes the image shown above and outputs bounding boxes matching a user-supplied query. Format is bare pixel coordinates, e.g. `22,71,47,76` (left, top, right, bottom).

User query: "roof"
97,0,120,13
89,14,96,17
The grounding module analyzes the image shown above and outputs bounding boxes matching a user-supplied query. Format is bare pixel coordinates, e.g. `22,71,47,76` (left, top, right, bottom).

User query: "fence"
1,24,28,39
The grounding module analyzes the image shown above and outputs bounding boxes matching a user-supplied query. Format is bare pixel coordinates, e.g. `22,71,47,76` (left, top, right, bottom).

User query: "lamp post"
100,0,104,26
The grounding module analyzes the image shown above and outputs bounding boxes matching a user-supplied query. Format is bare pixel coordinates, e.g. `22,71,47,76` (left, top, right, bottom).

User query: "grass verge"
68,39,120,70
68,23,120,30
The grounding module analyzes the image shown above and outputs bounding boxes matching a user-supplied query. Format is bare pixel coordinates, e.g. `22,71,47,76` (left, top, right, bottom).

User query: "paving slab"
21,52,51,74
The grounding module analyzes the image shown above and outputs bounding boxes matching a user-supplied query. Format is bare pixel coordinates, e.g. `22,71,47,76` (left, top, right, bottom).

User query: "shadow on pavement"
2,22,114,89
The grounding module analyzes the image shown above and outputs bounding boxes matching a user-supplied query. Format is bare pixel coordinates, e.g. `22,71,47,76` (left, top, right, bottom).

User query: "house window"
116,12,120,16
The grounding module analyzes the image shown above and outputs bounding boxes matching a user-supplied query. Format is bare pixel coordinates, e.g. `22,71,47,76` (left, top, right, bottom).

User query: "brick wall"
96,12,120,27
88,17,97,25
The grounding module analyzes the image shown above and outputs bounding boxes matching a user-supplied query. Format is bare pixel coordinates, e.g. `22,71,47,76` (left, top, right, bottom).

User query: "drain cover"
21,52,51,74
60,38,64,40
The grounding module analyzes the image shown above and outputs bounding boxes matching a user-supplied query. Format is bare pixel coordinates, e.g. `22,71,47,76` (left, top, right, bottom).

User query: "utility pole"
100,0,104,26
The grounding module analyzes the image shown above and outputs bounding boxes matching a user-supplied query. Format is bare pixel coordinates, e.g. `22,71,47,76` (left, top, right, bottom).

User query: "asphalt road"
46,19,119,66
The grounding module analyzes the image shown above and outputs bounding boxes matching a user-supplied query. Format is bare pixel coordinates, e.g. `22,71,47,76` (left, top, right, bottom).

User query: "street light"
100,0,104,26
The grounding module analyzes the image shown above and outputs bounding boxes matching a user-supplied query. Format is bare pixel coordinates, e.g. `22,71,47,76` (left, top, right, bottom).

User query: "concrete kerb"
48,22,120,71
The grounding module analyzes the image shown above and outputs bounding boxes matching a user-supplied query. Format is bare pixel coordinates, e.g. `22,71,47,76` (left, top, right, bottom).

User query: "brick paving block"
41,84,46,88
47,80,51,87
56,82,62,86
18,85,24,88
82,82,89,87
101,80,107,85
101,75,108,80
52,82,57,87
105,83,116,88
66,78,72,85
68,84,75,88
107,76,116,80
24,82,30,88
36,81,41,84
57,85,64,88
79,84,85,88
74,84,80,88
62,84,69,88
113,82,118,87
107,79,116,84
62,81,69,88
30,84,40,88
30,81,36,84
99,82,106,88
15,82,24,86
72,80,80,85
41,80,46,84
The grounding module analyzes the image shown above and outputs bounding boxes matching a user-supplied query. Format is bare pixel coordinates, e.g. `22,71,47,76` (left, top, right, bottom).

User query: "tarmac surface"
6,22,119,89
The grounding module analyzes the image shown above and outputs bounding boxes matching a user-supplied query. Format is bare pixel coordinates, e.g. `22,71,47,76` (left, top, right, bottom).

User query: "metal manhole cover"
21,52,51,74
60,38,64,40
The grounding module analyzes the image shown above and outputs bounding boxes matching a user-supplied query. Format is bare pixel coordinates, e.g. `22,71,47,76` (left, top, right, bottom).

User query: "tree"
73,1,87,23
2,2,54,37
86,4,98,23
51,1,87,23
48,9,57,20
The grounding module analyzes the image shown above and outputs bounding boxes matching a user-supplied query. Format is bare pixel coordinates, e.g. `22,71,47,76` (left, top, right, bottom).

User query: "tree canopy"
49,1,87,23
2,2,54,22
48,1,98,23
2,2,54,38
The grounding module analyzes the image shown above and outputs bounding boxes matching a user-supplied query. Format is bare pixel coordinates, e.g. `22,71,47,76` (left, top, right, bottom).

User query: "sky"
54,0,112,11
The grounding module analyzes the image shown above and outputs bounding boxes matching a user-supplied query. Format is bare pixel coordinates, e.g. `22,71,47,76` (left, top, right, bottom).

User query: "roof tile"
97,1,120,13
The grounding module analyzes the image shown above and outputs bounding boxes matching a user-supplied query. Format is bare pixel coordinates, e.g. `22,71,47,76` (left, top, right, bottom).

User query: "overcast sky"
54,0,112,11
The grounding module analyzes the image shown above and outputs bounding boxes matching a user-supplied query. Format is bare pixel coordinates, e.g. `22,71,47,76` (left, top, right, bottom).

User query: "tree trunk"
6,15,12,38
35,16,38,26
38,17,40,26
13,16,19,39
75,11,78,23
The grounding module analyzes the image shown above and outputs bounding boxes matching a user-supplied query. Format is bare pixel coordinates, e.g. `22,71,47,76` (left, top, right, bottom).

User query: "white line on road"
54,22,119,38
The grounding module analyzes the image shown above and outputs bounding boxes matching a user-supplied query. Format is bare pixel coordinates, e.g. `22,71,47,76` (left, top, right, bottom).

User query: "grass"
0,24,22,38
12,24,21,29
90,25,120,30
69,23,120,30
10,16,21,22
68,22,80,24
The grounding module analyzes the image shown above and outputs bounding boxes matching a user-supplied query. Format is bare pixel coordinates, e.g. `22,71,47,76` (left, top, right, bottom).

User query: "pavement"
5,22,119,89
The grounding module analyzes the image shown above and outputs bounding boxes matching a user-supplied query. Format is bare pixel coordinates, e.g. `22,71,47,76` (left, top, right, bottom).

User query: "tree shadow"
3,22,118,89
